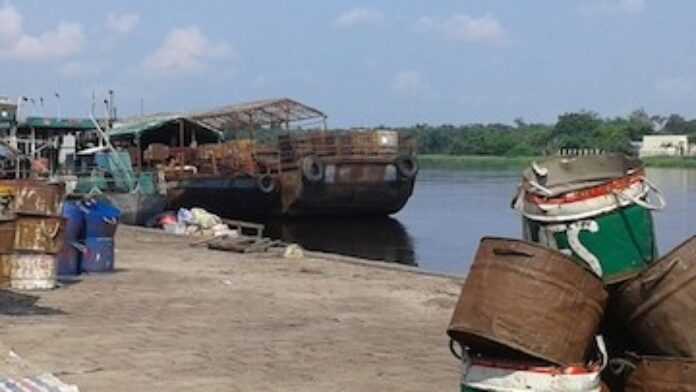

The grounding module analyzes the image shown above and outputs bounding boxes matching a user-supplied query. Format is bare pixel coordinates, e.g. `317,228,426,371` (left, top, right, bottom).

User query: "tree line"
387,110,696,156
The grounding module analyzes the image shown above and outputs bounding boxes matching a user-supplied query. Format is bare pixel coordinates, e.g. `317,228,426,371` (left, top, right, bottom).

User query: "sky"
1,0,695,127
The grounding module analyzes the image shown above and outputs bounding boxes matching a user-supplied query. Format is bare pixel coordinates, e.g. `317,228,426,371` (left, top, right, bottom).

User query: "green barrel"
523,203,657,284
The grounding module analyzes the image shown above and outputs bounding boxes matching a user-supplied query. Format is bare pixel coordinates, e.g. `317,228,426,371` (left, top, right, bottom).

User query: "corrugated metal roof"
108,113,223,141
20,116,98,130
109,114,181,137
189,97,326,131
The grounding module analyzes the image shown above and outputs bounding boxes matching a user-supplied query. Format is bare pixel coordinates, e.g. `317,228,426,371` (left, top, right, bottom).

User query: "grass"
419,154,696,170
418,154,537,170
641,156,696,168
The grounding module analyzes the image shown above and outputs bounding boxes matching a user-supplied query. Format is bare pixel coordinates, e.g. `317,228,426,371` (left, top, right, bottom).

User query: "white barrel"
3,253,57,290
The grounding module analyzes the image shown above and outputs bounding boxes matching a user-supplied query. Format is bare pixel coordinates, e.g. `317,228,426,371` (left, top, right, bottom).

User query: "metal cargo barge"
110,98,418,219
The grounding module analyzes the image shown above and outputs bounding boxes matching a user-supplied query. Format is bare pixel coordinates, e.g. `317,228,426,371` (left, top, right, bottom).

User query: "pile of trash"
151,207,295,255
448,154,694,391
152,208,238,238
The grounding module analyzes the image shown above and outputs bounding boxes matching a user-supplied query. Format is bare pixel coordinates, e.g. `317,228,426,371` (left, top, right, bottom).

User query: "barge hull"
166,177,280,220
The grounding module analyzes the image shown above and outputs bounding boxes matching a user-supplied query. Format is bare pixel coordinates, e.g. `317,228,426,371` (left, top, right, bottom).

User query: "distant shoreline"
418,154,696,170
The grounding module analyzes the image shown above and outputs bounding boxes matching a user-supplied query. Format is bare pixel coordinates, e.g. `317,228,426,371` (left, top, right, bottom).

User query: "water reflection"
266,217,417,266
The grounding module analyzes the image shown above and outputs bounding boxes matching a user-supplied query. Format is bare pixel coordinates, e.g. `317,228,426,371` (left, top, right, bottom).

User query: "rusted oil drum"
448,237,607,366
0,220,15,253
0,254,11,288
1,253,57,290
14,217,65,254
624,355,696,391
614,236,696,356
0,180,65,217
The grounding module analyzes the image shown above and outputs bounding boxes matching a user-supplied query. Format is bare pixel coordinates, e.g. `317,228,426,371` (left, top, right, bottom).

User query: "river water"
268,168,696,275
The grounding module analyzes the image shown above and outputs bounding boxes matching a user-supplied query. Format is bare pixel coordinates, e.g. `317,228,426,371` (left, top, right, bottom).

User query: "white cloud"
392,70,429,97
582,0,646,15
334,8,384,29
143,26,231,74
0,3,85,61
59,61,101,79
416,14,506,45
106,12,140,34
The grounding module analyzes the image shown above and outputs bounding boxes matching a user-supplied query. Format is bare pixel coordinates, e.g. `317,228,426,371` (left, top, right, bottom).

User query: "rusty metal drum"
448,237,607,366
0,180,65,217
0,254,10,288
0,220,15,253
14,217,65,254
0,253,57,290
624,355,696,391
614,236,696,356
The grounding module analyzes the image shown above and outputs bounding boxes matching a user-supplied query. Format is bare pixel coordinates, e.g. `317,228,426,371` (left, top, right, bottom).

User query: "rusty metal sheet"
448,237,607,367
625,355,696,391
0,255,10,288
0,220,15,253
13,217,65,254
0,180,65,217
614,235,696,356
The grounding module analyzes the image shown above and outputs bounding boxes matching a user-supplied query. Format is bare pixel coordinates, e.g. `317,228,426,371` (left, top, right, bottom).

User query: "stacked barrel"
0,180,66,290
447,154,696,391
448,238,609,391
81,199,120,272
58,198,120,274
612,236,696,390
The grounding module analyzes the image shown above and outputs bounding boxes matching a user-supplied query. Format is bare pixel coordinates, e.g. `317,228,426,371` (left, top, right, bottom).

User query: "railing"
141,130,417,178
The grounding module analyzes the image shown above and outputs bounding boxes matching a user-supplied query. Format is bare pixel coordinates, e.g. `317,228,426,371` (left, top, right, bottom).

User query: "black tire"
301,156,324,182
257,173,276,193
396,156,419,179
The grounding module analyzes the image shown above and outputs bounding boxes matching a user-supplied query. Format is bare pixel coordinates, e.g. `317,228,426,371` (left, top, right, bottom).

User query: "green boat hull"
524,204,658,284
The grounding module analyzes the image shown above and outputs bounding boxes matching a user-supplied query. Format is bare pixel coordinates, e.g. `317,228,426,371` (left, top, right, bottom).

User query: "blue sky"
1,0,695,127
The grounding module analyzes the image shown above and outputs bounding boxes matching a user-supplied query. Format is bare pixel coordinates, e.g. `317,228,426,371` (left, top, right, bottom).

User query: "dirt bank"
0,226,462,391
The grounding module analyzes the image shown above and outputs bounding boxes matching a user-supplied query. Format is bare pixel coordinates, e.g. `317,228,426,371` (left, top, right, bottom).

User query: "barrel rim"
448,328,580,367
479,236,606,284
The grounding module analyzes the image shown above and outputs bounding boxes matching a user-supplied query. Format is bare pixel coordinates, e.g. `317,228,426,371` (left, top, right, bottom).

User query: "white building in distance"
639,135,693,157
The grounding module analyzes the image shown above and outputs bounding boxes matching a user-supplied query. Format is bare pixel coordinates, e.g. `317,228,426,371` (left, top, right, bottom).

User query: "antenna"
108,89,116,121
54,92,61,119
91,90,96,117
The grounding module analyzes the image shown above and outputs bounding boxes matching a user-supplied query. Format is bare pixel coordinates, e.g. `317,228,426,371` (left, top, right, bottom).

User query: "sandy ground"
0,226,463,391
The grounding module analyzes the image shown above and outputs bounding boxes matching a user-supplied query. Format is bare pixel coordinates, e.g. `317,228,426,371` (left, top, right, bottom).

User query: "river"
268,168,696,275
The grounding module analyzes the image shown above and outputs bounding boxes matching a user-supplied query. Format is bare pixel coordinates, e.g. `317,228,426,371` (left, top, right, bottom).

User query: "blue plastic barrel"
81,237,114,273
63,201,85,241
84,200,121,238
57,241,81,276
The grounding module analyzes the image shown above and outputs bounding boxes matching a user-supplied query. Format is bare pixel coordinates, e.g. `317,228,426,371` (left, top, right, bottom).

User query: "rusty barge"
109,98,418,219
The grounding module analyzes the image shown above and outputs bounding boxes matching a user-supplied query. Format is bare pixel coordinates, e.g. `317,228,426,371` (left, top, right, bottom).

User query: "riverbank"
419,154,696,169
0,226,461,391
418,154,535,170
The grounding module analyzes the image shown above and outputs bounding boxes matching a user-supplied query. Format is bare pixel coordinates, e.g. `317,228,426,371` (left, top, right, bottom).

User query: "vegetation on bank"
418,155,536,170
641,156,696,168
419,154,696,170
377,109,696,158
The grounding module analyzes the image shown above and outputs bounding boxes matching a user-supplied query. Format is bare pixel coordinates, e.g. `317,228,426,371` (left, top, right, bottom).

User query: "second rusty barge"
109,98,418,219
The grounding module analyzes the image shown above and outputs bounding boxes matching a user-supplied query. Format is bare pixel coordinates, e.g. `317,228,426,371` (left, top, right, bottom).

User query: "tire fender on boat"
396,155,419,179
301,156,324,182
257,173,276,193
